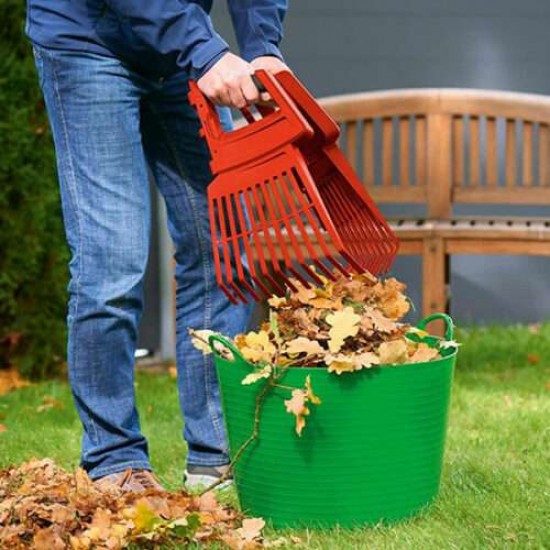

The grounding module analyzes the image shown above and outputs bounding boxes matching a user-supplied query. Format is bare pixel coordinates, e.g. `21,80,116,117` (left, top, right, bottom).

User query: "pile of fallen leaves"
0,458,267,549
219,272,442,377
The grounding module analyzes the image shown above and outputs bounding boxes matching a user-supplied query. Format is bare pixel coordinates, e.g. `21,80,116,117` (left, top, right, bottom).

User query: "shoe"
183,464,232,490
94,469,165,493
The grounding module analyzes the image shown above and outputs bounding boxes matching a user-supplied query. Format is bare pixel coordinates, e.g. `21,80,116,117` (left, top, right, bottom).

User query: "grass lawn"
1,324,549,549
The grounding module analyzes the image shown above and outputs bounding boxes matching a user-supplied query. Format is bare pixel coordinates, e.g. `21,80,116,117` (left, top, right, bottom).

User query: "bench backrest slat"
320,89,550,218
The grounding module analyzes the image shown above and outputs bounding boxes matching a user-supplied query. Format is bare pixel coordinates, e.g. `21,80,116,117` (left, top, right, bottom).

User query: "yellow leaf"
407,327,430,339
325,352,378,374
378,339,408,365
304,375,322,405
244,330,274,351
353,351,380,369
238,330,276,364
326,307,361,353
268,295,287,308
188,329,217,354
283,337,325,358
132,501,161,533
242,365,272,385
309,295,343,310
325,354,356,375
284,389,309,436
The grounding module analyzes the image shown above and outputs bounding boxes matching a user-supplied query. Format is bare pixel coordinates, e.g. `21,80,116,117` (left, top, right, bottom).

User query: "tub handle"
208,334,246,363
417,313,455,342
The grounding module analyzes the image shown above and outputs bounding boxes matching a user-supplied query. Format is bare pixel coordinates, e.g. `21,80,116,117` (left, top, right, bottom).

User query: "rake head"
188,71,399,304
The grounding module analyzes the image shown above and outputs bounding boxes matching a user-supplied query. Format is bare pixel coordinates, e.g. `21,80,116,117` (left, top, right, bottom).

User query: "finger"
241,75,260,105
211,82,232,106
227,83,247,109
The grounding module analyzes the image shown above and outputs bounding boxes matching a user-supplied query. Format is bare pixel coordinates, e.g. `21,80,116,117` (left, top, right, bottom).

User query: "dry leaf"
304,375,321,405
33,527,65,550
242,365,272,385
326,307,362,353
325,354,356,375
409,343,440,363
353,351,381,369
372,278,411,320
326,352,379,374
378,339,408,365
268,295,287,308
283,337,325,358
238,330,276,364
36,396,64,413
237,517,265,542
364,307,397,334
293,283,317,305
284,389,309,436
188,328,217,354
0,459,251,549
0,368,31,395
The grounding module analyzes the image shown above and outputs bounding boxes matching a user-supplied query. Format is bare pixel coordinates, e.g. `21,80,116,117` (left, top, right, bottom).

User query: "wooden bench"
319,88,550,321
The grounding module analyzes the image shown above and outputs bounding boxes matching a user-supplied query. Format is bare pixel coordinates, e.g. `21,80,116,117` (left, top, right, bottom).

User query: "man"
26,0,289,491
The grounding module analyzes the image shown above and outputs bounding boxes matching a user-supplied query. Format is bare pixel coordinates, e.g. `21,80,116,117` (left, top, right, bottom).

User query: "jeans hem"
87,460,152,480
186,454,230,468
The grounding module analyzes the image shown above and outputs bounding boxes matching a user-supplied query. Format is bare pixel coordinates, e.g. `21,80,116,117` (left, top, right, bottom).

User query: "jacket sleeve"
227,0,288,61
104,0,230,79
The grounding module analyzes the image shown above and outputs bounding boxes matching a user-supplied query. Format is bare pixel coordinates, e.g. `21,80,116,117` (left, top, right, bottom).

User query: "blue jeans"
32,45,253,479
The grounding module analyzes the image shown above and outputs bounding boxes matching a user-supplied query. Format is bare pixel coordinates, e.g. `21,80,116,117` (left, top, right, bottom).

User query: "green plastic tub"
209,313,457,528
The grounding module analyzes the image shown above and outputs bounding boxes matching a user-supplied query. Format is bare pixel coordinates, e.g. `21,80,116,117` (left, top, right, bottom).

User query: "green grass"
1,324,549,549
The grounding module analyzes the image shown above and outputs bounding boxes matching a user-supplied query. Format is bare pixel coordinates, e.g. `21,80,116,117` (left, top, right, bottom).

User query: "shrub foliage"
0,1,68,378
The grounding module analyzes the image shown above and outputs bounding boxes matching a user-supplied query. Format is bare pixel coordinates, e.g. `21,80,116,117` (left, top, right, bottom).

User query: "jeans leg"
33,46,153,478
140,76,254,466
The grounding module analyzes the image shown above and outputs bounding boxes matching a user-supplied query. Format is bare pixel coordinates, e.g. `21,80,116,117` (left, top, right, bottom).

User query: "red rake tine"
261,175,319,288
225,192,261,301
288,166,352,279
218,195,249,303
325,175,383,272
242,187,287,297
291,162,355,277
209,196,241,304
232,190,273,299
324,148,399,267
280,171,335,281
249,183,299,294
310,155,383,264
323,168,392,274
256,178,306,288
282,168,341,281
272,171,323,285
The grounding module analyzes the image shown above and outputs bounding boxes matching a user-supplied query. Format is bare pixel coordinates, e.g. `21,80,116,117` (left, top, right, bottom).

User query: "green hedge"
0,1,68,379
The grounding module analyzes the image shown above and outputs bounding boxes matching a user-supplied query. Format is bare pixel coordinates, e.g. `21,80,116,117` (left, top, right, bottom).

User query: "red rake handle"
274,71,340,144
188,70,314,174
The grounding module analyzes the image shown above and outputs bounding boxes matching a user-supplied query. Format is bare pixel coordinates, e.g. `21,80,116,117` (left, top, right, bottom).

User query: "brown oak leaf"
409,343,441,363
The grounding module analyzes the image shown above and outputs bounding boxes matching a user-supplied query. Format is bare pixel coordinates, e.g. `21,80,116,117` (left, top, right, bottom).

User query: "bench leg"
422,237,449,337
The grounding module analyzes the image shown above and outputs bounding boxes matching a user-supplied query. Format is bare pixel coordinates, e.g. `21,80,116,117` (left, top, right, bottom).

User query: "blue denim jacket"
26,0,287,79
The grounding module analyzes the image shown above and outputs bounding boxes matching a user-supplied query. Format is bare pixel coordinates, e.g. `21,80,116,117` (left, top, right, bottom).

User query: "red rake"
188,70,399,304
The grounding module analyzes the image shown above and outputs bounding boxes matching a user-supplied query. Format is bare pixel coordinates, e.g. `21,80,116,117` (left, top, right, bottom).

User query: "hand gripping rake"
188,70,399,304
